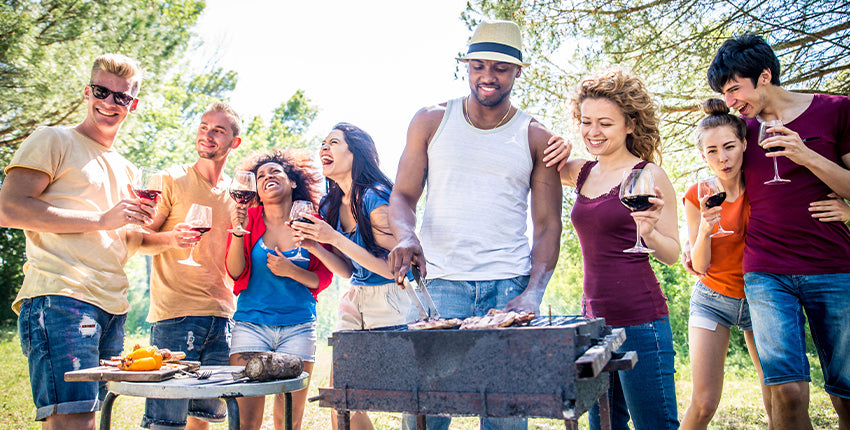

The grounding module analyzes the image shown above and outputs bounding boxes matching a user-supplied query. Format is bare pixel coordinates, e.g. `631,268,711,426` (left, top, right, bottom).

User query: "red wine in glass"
134,189,162,201
618,169,656,253
620,194,655,212
292,216,314,224
698,177,733,238
229,190,257,205
704,192,726,208
228,171,257,234
191,226,211,235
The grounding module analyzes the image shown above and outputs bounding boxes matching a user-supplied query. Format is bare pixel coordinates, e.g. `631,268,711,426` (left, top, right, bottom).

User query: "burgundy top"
570,160,669,326
743,94,850,274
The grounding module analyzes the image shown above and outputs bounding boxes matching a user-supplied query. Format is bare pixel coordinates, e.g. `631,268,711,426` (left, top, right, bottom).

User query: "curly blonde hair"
571,68,662,164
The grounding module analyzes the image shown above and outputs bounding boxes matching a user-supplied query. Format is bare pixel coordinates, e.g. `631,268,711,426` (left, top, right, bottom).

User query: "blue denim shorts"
17,295,126,421
423,276,530,319
744,272,850,397
230,320,317,362
689,280,753,331
141,316,232,429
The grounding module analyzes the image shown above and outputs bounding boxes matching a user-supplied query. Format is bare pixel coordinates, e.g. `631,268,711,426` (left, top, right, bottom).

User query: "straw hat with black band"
456,20,529,67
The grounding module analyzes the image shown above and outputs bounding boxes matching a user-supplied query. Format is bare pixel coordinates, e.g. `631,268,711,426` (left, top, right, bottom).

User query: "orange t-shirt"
683,184,750,299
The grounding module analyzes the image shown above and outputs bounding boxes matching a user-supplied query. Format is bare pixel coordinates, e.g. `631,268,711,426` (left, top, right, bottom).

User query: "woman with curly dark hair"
290,122,413,430
557,68,681,429
224,148,332,430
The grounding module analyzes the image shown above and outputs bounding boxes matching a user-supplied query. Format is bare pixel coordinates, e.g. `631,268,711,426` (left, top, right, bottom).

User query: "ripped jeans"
141,316,232,429
18,295,126,420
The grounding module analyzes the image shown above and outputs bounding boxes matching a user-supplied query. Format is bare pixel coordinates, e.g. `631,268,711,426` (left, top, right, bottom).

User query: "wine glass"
133,167,162,201
758,119,790,185
619,168,656,254
288,200,315,262
129,167,161,231
228,171,257,235
177,204,212,267
697,176,733,238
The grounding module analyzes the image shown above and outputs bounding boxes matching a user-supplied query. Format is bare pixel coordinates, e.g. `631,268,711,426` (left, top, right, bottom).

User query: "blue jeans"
744,272,850,397
141,316,233,429
18,295,126,421
401,276,529,430
589,317,679,430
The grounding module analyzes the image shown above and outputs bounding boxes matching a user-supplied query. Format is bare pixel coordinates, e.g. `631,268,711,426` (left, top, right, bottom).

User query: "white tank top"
420,97,533,280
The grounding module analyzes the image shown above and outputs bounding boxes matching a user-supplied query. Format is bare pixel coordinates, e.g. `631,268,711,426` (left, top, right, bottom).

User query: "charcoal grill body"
317,317,632,428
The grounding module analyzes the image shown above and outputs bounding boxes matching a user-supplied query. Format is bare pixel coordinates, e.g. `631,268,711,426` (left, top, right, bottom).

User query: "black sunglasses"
89,83,136,107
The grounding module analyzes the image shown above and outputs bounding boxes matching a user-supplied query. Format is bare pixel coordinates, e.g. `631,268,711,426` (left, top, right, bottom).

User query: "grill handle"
575,328,627,380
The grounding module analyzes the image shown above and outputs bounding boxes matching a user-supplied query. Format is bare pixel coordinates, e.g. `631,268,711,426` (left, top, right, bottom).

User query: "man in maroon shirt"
708,34,850,430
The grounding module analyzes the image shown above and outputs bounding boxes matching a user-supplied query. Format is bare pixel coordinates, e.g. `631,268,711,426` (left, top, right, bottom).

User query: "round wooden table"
98,366,310,430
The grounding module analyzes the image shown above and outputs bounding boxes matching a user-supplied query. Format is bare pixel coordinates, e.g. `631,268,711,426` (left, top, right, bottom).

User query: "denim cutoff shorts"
689,280,753,331
18,295,126,421
230,320,317,362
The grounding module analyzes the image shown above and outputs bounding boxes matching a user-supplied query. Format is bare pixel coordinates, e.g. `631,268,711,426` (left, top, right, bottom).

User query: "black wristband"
231,232,244,238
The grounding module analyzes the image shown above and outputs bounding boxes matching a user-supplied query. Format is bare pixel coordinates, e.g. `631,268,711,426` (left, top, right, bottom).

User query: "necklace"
464,96,512,129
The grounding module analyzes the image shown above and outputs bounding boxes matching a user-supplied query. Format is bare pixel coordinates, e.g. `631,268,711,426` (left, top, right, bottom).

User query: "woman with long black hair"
292,122,413,430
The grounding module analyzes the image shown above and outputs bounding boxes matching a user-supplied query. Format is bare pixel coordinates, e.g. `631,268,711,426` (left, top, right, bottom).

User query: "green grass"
0,329,839,429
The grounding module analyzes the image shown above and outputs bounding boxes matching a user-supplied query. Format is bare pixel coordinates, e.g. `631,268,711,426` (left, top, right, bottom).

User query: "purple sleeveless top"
570,160,669,326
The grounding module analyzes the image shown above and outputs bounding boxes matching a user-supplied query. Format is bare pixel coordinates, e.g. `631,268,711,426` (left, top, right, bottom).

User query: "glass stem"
635,220,642,248
773,158,781,179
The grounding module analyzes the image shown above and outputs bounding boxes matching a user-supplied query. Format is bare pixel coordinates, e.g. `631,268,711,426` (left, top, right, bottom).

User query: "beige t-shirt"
7,127,136,315
147,164,236,322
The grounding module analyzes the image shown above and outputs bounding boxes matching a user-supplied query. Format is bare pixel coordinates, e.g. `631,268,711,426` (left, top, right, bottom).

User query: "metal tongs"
402,264,441,320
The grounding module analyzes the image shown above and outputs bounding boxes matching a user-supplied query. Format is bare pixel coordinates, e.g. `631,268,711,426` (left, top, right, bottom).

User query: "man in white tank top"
388,20,569,430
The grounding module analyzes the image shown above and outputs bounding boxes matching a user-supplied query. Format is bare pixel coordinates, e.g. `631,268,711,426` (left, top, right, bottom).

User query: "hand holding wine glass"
758,119,790,184
697,176,733,238
177,204,212,267
228,171,257,235
619,168,656,253
128,167,161,230
288,200,315,262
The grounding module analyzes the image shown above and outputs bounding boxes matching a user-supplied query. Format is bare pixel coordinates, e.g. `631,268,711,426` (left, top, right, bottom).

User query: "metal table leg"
99,392,119,430
285,392,293,430
225,397,240,430
598,391,612,430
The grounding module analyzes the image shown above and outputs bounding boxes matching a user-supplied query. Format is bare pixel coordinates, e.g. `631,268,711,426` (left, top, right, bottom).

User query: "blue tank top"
321,187,396,286
233,238,317,326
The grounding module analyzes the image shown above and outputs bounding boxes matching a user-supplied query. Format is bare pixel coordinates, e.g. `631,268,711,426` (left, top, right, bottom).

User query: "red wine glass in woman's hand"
619,168,656,254
228,170,256,234
698,176,733,238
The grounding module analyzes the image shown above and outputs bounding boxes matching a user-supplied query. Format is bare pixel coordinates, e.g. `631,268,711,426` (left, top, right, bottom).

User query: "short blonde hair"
204,101,242,137
91,53,143,95
571,68,662,164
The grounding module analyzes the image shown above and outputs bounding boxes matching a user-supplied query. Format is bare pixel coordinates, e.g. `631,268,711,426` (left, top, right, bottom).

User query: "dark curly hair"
571,68,663,164
320,122,394,257
238,148,322,207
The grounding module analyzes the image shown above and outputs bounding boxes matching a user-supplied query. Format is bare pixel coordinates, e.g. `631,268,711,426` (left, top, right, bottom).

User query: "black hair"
320,122,394,256
239,149,321,207
707,34,781,93
693,98,748,151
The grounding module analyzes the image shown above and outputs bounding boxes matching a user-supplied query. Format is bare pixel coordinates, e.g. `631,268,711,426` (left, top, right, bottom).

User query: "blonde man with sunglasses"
0,53,154,430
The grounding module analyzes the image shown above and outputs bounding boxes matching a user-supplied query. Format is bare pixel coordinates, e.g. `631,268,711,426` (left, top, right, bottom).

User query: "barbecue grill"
313,316,636,429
